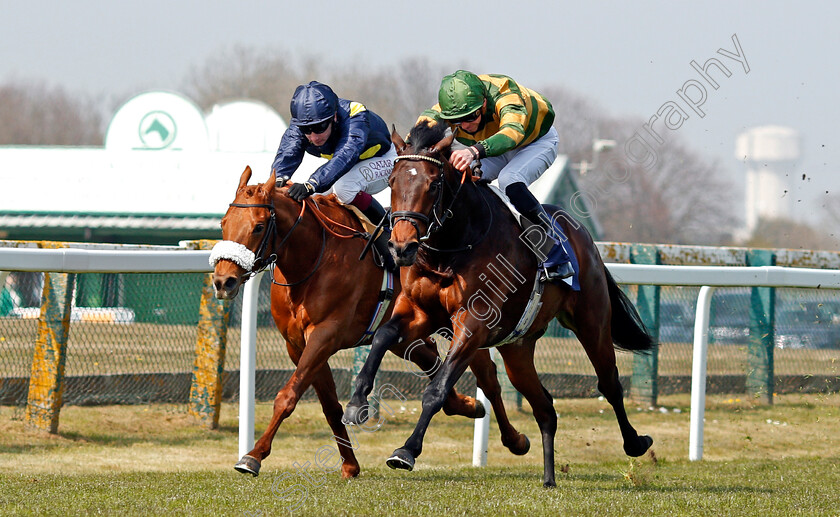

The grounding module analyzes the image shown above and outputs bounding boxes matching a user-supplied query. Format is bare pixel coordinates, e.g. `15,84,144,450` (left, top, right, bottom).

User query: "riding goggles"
299,119,333,135
451,109,482,125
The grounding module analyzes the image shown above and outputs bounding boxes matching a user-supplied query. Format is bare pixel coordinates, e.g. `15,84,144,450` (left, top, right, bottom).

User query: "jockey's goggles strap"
393,155,444,167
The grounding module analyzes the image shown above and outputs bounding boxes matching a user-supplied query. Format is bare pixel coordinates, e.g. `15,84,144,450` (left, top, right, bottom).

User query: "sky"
2,0,838,226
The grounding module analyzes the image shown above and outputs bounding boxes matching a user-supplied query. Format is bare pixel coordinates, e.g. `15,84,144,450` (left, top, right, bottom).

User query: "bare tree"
540,84,608,160
183,46,739,245
0,80,102,145
185,47,453,134
575,117,737,244
183,45,317,121
744,217,834,250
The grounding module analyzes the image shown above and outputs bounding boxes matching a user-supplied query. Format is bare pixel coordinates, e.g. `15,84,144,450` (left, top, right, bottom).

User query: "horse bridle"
390,154,462,241
227,201,326,287
389,153,493,253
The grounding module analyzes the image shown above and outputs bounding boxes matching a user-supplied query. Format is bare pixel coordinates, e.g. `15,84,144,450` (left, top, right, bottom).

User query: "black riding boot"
522,205,575,281
506,183,575,281
361,199,397,272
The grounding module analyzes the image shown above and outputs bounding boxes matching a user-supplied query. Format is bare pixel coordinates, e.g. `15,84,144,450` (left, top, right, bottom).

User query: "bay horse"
343,122,655,487
211,166,530,479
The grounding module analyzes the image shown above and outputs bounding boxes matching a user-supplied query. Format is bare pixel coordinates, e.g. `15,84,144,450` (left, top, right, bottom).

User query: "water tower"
735,125,800,234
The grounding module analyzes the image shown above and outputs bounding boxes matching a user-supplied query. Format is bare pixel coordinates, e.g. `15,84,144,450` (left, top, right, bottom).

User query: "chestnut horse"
343,123,655,487
211,166,530,479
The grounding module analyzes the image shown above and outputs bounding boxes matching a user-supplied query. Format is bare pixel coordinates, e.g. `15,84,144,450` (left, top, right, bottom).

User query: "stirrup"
540,261,574,283
372,234,397,272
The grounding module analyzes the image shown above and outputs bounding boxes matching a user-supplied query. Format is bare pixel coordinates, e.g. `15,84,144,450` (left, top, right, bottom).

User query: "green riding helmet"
438,70,485,120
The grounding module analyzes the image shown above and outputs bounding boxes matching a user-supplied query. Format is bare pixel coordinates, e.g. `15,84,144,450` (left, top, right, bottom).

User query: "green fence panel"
630,245,660,405
746,250,776,404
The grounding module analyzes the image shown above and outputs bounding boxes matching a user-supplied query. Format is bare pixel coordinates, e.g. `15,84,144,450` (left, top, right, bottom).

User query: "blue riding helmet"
290,81,338,126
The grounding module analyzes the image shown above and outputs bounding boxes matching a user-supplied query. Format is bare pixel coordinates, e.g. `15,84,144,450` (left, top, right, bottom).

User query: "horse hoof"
508,434,530,456
342,403,370,426
543,479,557,488
234,455,261,477
624,435,654,457
474,400,486,419
386,449,415,471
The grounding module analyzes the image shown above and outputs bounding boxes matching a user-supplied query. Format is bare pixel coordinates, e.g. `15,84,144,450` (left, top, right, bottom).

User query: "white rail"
0,247,210,273
2,248,837,464
471,263,840,465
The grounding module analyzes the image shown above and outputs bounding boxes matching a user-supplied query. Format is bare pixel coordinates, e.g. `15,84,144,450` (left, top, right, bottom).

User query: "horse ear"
239,166,252,189
391,125,407,153
264,170,277,191
431,129,457,154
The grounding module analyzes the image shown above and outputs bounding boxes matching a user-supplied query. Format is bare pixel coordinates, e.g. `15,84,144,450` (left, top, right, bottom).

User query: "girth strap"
354,269,395,347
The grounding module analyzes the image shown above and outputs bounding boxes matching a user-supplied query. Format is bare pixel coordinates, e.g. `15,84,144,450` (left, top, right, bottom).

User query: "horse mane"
406,120,449,153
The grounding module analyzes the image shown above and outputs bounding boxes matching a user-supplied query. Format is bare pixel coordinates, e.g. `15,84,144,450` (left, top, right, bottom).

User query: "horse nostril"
404,241,419,256
224,277,238,291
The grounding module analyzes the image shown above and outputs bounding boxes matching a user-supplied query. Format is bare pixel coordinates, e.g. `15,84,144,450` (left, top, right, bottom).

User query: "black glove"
288,182,314,201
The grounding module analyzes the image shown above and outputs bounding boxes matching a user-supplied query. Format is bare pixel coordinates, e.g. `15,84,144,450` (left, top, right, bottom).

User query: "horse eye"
254,223,265,233
429,182,439,193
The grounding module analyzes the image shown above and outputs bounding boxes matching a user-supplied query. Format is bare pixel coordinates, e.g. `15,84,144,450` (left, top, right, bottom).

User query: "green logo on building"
139,111,177,149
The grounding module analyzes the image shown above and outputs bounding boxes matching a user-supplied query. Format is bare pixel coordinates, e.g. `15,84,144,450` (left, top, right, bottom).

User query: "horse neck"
420,179,496,269
269,195,325,270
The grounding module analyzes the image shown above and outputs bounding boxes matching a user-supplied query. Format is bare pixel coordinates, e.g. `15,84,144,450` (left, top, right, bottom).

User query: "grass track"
1,393,838,516
2,458,839,516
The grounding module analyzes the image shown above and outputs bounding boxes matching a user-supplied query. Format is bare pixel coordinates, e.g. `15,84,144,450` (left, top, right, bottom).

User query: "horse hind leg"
309,365,361,478
497,341,556,487
468,349,530,456
580,327,653,457
598,364,653,457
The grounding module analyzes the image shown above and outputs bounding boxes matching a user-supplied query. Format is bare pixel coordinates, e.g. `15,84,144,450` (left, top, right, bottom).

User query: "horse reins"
304,198,369,240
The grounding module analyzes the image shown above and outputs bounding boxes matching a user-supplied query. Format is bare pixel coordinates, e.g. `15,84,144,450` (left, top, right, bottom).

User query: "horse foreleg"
309,365,361,479
497,340,557,487
396,332,484,419
469,349,530,456
342,320,400,426
344,302,419,426
386,328,479,472
235,329,339,477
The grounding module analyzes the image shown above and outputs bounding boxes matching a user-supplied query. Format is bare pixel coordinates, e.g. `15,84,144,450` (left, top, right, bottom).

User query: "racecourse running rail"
1,246,838,462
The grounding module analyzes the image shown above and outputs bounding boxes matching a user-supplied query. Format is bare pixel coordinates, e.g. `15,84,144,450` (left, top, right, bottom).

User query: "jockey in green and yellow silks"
419,70,574,282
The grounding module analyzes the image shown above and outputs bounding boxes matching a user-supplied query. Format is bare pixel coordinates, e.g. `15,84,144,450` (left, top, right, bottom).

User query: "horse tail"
604,267,657,353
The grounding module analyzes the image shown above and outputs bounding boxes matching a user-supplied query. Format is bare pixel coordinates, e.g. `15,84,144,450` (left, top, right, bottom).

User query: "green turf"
1,393,838,516
1,458,838,516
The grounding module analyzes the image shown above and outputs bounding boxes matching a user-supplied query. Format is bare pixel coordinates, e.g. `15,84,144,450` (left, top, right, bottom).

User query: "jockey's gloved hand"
288,182,315,201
